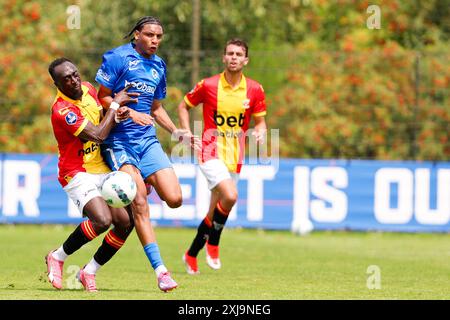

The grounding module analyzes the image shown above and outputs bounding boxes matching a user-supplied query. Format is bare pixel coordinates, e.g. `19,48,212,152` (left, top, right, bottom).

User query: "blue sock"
143,242,163,270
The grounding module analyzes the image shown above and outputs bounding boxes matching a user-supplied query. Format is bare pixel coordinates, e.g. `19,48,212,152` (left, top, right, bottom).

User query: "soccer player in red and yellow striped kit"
45,58,138,291
178,39,267,274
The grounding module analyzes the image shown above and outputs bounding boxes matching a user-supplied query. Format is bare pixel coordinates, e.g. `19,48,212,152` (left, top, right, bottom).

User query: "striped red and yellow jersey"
51,82,110,187
184,72,266,173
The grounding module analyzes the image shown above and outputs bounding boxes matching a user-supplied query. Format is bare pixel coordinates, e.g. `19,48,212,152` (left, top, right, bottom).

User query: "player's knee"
222,190,238,207
114,221,134,238
159,185,182,208
91,215,112,234
124,216,134,232
125,221,135,235
165,194,182,208
114,213,134,232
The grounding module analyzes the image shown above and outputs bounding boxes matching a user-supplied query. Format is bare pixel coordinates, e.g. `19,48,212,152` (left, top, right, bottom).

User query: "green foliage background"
0,0,448,160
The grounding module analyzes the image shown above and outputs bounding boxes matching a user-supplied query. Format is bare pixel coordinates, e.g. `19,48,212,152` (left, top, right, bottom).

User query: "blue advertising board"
1,153,450,233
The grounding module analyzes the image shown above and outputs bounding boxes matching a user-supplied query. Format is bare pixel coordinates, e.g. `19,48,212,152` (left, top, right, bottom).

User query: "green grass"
1,225,450,299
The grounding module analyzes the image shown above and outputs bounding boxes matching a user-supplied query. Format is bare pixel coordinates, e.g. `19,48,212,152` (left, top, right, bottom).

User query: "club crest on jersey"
128,59,141,71
151,69,159,80
242,99,250,109
65,112,77,125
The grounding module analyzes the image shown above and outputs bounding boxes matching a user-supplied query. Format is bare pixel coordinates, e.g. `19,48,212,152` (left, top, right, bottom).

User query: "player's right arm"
78,85,138,143
176,80,206,151
177,79,205,134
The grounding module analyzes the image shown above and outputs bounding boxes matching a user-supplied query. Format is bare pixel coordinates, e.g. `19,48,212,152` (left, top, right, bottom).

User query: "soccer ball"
291,219,314,236
100,171,137,208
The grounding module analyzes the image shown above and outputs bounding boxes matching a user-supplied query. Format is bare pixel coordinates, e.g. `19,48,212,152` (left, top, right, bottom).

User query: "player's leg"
145,167,182,208
183,159,237,273
101,143,151,243
141,138,182,208
45,173,113,290
121,164,177,292
102,140,177,291
205,178,238,270
120,164,155,244
78,206,134,292
138,139,180,290
183,190,218,274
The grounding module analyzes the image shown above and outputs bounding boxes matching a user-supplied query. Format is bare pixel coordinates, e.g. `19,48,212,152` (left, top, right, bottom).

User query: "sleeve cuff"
94,75,113,90
73,119,89,136
252,111,267,117
184,96,196,108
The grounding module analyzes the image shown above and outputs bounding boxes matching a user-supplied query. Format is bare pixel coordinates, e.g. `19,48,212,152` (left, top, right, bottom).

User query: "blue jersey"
95,43,167,144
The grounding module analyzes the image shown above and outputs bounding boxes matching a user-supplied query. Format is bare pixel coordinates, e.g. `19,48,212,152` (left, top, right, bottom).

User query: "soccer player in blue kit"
95,16,198,292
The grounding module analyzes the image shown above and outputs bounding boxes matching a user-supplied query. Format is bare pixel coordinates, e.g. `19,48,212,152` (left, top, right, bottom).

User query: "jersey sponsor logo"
124,80,156,94
214,111,245,128
65,112,77,125
97,69,111,82
128,59,141,71
78,142,100,157
214,130,244,139
151,68,159,80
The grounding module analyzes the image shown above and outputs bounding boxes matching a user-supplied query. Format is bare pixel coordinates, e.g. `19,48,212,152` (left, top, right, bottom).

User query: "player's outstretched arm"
151,99,177,133
153,99,201,150
78,85,138,143
176,99,202,151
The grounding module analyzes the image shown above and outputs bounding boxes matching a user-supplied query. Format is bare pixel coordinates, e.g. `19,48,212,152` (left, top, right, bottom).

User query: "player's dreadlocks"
124,16,163,40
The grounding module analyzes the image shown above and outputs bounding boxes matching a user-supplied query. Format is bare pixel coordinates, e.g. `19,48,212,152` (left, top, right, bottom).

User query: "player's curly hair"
124,16,164,40
224,38,249,57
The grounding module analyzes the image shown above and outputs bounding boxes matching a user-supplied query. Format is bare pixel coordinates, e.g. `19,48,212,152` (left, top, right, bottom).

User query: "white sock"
51,246,68,261
155,265,168,277
83,258,102,275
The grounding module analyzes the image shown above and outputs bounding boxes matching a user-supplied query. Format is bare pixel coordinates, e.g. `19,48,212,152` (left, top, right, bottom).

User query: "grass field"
1,224,450,300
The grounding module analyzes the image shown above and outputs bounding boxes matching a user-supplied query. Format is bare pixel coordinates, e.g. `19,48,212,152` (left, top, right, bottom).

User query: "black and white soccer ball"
101,171,137,208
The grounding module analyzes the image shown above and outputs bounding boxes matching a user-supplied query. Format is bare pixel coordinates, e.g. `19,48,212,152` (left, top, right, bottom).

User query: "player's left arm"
151,99,177,134
151,99,201,149
252,115,267,144
251,83,267,144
